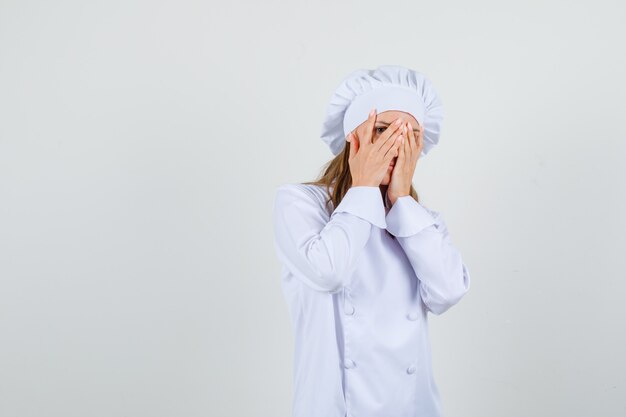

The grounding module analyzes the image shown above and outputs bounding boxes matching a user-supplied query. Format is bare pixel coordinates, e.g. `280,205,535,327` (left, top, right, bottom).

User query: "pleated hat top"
320,65,444,158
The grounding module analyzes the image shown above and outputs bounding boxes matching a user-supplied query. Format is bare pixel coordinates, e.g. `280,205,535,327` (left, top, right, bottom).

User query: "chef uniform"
272,65,471,417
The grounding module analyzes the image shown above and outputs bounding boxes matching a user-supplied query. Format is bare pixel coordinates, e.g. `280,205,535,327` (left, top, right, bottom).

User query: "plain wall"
1,0,625,416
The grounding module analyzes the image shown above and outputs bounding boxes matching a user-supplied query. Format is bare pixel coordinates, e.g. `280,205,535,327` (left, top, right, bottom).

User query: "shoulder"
273,182,333,214
274,182,320,202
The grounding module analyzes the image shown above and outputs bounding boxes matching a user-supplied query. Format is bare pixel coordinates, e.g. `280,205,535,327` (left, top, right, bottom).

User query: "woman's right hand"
346,111,405,187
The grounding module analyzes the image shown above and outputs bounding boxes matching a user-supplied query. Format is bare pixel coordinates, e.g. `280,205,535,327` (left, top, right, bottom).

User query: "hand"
387,120,424,205
347,110,405,187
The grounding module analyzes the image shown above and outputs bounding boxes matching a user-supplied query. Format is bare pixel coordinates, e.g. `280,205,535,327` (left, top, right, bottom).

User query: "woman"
272,65,471,417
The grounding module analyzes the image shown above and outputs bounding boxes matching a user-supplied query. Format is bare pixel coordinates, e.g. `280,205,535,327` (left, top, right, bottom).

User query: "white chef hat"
320,65,444,157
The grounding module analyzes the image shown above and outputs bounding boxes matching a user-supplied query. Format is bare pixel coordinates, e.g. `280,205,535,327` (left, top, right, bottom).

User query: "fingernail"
408,122,412,130
369,108,376,117
395,118,402,126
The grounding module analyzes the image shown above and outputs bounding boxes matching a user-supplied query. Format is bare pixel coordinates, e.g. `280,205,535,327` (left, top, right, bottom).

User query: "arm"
386,195,471,315
272,184,387,293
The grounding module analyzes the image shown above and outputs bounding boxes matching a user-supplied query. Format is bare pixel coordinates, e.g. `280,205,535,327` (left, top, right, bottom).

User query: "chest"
344,227,418,306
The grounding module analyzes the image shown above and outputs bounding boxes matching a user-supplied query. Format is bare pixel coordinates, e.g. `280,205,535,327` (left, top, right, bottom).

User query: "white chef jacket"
271,183,471,417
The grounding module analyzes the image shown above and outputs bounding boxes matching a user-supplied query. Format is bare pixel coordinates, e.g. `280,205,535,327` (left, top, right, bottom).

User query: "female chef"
272,65,471,417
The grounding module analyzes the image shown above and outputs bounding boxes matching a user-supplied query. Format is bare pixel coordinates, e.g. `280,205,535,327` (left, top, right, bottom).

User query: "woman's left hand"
387,121,423,206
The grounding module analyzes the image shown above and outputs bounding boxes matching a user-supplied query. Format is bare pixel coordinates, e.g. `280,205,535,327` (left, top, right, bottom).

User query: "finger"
401,123,410,157
375,117,404,152
361,108,377,147
397,134,406,164
384,134,403,160
406,122,415,147
380,122,405,156
417,123,424,154
406,122,416,157
402,123,411,160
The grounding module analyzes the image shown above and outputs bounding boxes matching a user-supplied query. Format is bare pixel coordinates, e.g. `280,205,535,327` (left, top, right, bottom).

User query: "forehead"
375,110,418,125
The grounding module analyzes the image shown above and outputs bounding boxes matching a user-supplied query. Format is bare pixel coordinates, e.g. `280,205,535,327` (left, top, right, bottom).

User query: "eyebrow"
375,121,419,132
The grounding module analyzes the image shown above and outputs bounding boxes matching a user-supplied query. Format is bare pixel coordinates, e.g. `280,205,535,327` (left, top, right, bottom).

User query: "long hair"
303,141,420,212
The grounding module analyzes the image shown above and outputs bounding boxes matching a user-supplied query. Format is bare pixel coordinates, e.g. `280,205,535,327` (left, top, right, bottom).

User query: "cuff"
331,186,387,229
385,195,437,237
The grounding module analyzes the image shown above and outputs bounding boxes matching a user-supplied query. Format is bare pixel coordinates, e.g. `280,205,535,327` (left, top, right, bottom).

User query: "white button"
344,359,356,369
406,312,419,321
406,364,416,374
345,304,355,315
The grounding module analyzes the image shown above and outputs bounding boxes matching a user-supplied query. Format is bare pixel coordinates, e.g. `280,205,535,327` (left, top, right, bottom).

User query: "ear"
348,132,359,158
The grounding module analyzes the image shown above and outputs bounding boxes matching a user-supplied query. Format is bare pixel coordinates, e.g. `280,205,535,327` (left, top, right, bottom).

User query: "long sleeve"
272,184,387,294
385,196,471,315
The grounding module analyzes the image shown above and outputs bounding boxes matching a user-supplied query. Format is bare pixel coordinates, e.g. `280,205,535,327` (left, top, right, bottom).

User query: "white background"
1,0,625,416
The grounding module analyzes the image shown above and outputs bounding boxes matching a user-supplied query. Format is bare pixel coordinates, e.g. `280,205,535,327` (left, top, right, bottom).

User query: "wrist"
388,192,410,206
352,180,379,187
